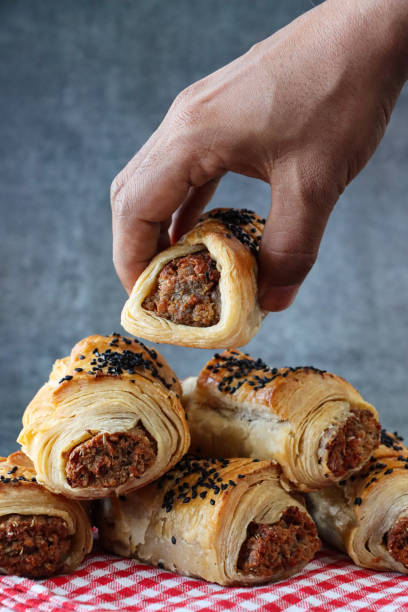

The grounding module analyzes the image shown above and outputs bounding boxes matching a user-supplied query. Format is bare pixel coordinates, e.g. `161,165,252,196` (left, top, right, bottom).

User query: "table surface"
0,545,407,612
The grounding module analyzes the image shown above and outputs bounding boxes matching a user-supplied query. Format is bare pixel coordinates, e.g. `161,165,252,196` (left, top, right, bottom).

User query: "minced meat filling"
326,409,380,477
66,425,157,489
0,514,70,578
142,250,220,327
237,506,320,576
386,517,408,567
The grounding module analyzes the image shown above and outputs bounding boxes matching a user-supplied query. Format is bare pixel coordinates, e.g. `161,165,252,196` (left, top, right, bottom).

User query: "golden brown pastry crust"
182,350,380,491
95,456,320,586
0,452,92,576
18,334,190,499
121,208,266,348
307,431,408,573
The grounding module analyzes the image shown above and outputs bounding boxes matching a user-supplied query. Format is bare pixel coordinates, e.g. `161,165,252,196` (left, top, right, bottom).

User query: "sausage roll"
121,208,266,348
18,334,190,500
95,455,320,586
0,451,92,578
307,430,408,573
182,350,380,491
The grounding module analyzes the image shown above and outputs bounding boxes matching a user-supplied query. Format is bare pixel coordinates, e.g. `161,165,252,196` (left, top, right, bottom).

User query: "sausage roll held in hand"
121,208,266,348
18,334,190,500
182,350,380,491
95,456,320,586
0,452,92,578
307,431,408,574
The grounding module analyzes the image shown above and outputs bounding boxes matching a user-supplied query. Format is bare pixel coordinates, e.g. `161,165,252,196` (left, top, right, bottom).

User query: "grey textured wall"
1,0,407,454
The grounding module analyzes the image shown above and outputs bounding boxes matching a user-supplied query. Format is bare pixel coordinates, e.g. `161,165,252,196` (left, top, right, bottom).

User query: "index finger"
111,135,193,294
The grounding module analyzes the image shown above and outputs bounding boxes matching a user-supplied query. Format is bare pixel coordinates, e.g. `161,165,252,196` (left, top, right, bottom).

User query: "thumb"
258,160,339,311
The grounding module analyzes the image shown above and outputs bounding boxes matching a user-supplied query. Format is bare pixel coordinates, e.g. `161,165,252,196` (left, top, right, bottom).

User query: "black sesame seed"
210,499,215,505
228,480,236,486
58,375,73,384
7,466,18,475
183,497,190,503
200,491,207,499
171,536,176,544
354,497,362,506
158,562,164,569
74,367,83,372
384,468,393,475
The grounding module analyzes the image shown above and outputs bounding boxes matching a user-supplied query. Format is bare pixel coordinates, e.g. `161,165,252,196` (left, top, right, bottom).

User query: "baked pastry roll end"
18,334,190,499
96,456,320,586
0,452,92,578
182,350,380,491
307,431,408,573
121,208,267,348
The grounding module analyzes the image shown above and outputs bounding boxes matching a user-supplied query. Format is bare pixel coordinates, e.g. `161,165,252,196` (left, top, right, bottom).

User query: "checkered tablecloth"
1,546,407,612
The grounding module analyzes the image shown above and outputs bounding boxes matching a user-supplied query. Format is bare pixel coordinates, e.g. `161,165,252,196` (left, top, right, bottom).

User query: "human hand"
111,0,408,310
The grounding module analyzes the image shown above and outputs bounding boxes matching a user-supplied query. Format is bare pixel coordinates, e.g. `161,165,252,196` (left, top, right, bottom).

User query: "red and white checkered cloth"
1,546,408,612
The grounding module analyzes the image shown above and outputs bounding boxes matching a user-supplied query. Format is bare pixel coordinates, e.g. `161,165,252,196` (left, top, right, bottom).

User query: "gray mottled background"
1,0,407,454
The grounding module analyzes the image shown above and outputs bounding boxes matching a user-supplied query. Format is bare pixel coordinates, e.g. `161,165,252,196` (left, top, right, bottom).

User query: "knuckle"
110,174,124,209
298,163,339,214
172,103,202,132
110,182,131,219
169,84,206,131
171,85,191,110
248,40,263,55
302,181,334,213
172,80,204,109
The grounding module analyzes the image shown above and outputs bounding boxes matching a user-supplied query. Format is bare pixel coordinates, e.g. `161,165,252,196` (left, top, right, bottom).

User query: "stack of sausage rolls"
2,208,405,585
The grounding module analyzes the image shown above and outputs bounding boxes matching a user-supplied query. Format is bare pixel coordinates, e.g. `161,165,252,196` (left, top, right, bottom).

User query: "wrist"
336,0,408,82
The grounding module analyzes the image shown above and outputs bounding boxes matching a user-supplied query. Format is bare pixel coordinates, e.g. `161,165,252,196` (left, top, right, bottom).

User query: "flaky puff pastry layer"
0,452,92,576
18,334,190,500
182,350,380,491
95,456,320,586
307,431,408,574
121,208,266,348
